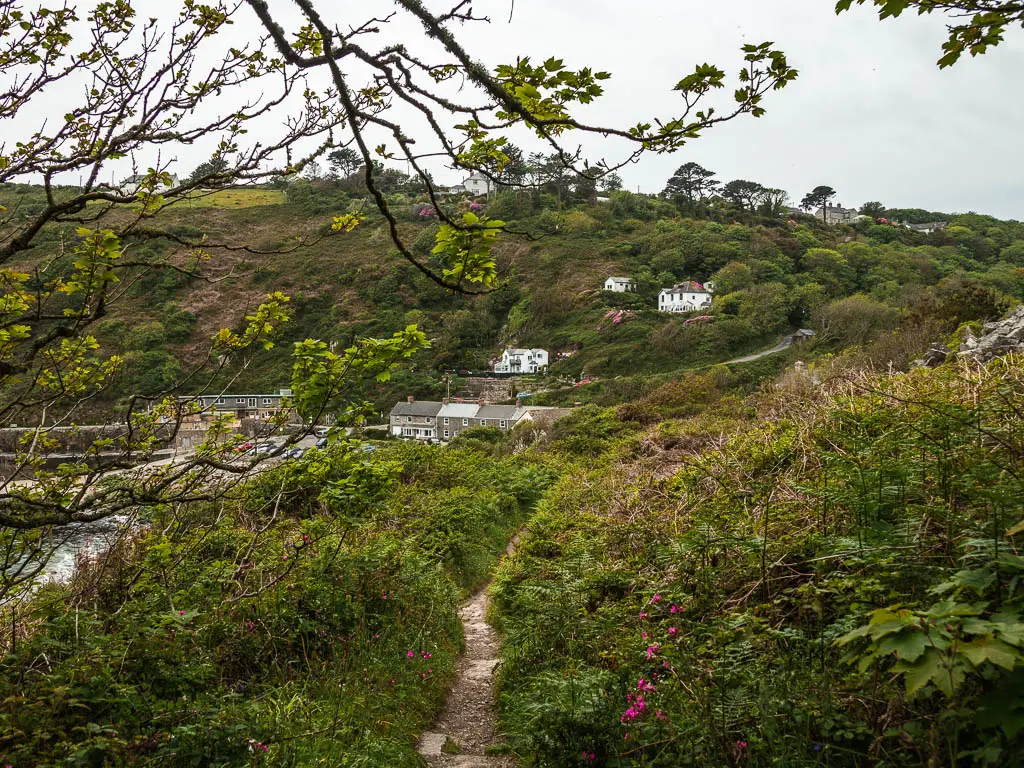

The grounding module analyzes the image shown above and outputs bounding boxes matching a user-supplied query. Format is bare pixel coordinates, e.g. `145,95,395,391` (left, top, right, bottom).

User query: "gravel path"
416,549,516,767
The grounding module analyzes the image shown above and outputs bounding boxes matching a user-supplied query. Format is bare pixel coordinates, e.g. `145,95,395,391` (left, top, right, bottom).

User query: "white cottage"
494,348,548,374
604,276,635,293
463,173,493,196
658,281,712,313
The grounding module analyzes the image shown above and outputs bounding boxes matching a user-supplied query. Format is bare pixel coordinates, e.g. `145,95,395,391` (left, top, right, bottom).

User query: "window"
236,398,245,404
407,416,412,423
500,420,507,429
425,417,432,424
217,397,225,405
443,417,449,425
263,398,273,405
393,416,399,423
248,398,257,407
443,430,450,438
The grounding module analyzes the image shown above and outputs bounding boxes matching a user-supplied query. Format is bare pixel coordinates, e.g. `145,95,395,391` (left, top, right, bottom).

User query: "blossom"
645,644,661,660
670,604,680,613
736,740,748,749
178,609,185,616
668,627,678,636
407,650,415,658
651,594,661,603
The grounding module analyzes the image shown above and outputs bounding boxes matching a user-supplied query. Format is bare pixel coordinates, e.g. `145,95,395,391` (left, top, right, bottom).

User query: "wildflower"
670,605,679,613
736,740,748,749
668,627,678,636
407,650,415,658
651,594,661,603
642,631,648,639
645,644,661,660
178,609,185,616
639,611,648,620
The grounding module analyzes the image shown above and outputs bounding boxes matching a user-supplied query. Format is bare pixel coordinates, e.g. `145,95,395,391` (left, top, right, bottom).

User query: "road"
725,335,796,364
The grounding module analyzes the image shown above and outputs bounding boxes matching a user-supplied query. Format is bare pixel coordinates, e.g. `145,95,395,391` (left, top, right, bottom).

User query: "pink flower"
668,627,678,636
736,740,748,749
642,631,648,639
651,594,661,603
670,605,679,613
645,644,661,660
179,610,185,616
407,650,415,658
639,611,648,620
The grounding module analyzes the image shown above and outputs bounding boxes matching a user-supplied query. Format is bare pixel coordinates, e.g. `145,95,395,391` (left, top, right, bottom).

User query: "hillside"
2,181,1021,419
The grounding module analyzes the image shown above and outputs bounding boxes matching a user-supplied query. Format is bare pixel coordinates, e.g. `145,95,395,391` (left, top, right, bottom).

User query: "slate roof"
476,405,520,421
438,403,479,419
389,401,443,418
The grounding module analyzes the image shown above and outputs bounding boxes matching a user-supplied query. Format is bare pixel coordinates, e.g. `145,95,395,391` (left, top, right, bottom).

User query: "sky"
10,0,1024,219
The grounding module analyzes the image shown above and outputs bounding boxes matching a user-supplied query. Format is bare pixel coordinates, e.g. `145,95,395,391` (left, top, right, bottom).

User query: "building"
462,172,493,196
388,397,443,440
604,276,635,293
815,205,860,226
178,389,294,422
658,281,713,313
118,173,178,195
389,397,570,441
494,348,549,374
906,221,948,235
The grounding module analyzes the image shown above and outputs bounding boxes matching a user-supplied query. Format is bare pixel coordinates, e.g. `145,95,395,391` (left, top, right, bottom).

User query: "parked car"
360,444,377,453
284,447,306,459
254,443,275,456
235,441,254,452
315,437,328,450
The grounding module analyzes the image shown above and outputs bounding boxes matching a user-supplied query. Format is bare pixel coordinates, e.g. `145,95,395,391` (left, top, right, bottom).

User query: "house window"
236,398,246,404
248,398,257,407
462,418,469,426
425,417,432,424
407,416,412,423
216,397,225,405
263,398,273,405
444,430,450,438
443,417,449,425
500,420,507,429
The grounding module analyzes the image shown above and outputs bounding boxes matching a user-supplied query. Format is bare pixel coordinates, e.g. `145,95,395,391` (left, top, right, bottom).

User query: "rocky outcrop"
959,306,1024,363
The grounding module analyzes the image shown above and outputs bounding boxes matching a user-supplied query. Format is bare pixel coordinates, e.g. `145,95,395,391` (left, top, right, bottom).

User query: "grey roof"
390,401,444,418
476,405,520,420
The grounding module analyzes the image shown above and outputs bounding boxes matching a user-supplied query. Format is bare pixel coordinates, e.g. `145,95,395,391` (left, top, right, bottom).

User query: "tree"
835,0,1024,67
860,201,886,219
663,162,720,214
600,172,624,193
188,155,231,185
327,146,361,178
723,179,765,212
801,186,837,219
0,0,797,600
756,187,790,218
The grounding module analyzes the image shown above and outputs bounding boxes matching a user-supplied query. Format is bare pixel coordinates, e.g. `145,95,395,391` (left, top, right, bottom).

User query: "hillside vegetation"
2,181,1021,414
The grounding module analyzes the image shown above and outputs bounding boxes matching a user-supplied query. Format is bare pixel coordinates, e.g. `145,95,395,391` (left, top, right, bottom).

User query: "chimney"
516,398,522,407
407,396,414,404
442,397,449,405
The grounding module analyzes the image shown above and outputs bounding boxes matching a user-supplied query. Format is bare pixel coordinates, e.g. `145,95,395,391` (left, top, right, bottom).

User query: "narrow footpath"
416,553,515,767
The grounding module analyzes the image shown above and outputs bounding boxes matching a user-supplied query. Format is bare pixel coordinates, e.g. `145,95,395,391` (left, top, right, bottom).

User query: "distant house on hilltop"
906,221,948,234
604,276,635,293
815,205,860,226
462,172,493,196
118,173,178,195
658,281,712,313
494,348,548,374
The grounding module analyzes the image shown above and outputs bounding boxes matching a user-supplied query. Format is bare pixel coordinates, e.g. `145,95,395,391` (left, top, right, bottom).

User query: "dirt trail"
416,545,517,767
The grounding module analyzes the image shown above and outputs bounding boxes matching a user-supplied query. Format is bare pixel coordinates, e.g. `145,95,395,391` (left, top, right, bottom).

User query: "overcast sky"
13,0,1024,219
451,0,1024,219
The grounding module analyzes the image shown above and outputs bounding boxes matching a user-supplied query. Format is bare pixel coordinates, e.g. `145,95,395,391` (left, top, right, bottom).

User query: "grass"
173,188,287,209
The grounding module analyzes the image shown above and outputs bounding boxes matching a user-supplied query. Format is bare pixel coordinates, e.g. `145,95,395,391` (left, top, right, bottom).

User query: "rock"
959,306,1024,363
922,344,948,368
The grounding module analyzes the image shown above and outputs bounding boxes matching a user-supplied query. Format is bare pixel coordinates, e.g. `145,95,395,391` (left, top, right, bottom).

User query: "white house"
463,172,493,196
658,281,713,313
604,276,635,293
494,348,549,374
815,205,859,226
905,221,948,235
